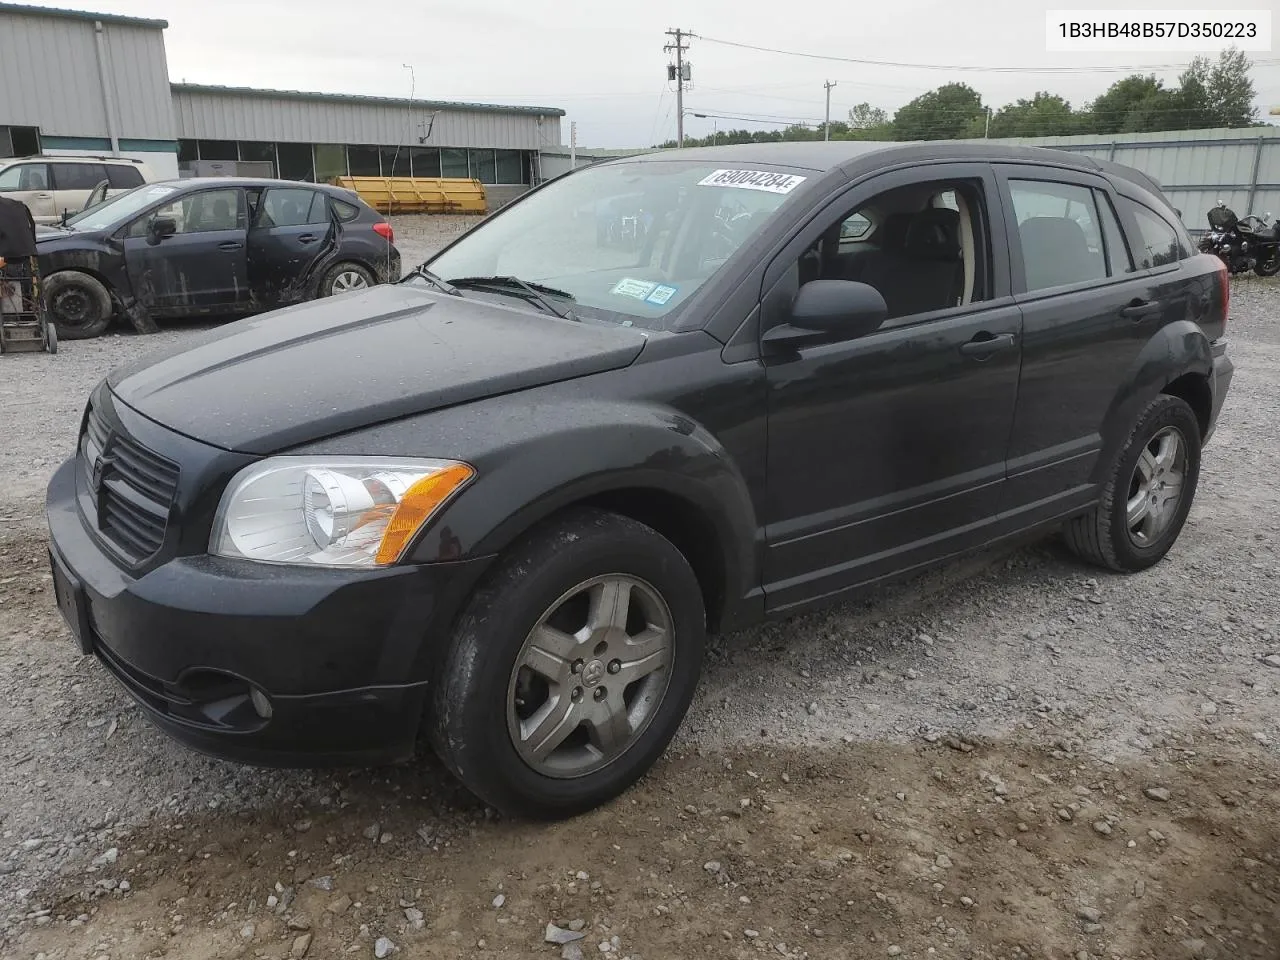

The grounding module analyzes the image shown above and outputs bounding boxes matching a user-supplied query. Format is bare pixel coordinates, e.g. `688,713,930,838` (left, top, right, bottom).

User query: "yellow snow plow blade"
333,177,488,215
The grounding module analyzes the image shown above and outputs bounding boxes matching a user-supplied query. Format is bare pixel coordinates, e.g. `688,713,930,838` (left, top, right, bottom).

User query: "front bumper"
1206,337,1234,444
46,456,490,767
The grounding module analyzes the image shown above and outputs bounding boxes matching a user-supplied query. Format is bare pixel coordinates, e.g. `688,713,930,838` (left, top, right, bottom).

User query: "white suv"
0,155,155,224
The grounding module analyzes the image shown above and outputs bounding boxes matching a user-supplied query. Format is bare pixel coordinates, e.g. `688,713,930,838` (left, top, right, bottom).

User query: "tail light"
373,221,394,243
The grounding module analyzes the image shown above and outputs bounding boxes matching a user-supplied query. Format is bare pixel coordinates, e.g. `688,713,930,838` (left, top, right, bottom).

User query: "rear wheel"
430,508,706,819
1255,252,1280,277
318,262,374,297
43,271,112,340
1063,394,1201,572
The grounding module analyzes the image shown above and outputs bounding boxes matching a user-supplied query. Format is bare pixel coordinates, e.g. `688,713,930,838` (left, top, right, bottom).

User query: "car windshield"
64,183,182,231
418,160,810,329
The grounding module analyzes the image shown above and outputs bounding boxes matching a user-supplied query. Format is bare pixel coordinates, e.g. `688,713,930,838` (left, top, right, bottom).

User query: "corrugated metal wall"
984,127,1280,234
0,10,174,140
172,88,561,151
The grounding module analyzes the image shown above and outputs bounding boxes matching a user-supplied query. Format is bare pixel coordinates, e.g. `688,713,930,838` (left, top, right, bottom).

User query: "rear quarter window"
332,199,361,222
1118,196,1186,270
107,165,144,189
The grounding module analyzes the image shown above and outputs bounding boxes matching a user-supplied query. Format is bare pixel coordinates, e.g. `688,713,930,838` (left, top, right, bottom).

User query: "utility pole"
984,106,991,138
824,80,837,141
665,28,691,147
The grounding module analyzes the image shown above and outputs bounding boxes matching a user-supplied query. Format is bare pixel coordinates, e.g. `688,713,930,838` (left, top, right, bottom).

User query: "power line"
693,33,1280,75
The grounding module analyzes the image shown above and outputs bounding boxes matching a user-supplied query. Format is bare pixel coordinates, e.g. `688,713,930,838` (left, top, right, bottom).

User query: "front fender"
1096,318,1212,478
403,399,762,626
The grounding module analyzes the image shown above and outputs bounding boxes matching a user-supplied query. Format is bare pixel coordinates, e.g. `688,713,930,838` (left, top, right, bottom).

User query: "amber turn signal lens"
374,463,475,564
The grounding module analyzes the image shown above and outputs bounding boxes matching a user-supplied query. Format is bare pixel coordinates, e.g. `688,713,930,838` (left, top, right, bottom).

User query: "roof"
171,83,566,119
157,177,358,193
0,2,167,28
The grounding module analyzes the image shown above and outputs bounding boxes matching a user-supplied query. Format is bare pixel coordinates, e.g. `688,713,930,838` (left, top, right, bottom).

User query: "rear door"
247,187,336,306
49,162,109,221
0,162,54,223
122,186,250,314
995,163,1175,520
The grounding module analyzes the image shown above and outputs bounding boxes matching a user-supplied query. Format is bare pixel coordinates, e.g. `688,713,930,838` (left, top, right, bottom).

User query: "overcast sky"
84,0,1280,147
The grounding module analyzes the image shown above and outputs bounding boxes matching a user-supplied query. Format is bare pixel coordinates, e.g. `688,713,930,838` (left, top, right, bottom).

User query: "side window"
1095,190,1134,275
51,163,108,191
1008,180,1108,291
798,178,989,322
308,192,331,224
128,188,244,237
106,164,144,189
256,188,320,228
0,163,49,191
332,199,360,222
1118,197,1183,270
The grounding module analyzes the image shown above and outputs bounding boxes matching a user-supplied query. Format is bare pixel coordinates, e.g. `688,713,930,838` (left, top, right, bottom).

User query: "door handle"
218,241,244,251
297,234,318,244
1120,299,1162,320
959,332,1016,359
35,193,53,199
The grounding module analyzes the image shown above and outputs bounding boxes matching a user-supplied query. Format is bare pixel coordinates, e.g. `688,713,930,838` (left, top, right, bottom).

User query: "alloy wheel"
331,270,369,294
506,575,674,779
1126,425,1188,547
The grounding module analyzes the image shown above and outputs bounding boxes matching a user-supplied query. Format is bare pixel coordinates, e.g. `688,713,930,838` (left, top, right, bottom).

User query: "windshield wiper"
403,265,461,296
447,275,578,320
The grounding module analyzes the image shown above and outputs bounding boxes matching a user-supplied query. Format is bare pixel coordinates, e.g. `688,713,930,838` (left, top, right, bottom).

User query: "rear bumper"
1206,338,1233,444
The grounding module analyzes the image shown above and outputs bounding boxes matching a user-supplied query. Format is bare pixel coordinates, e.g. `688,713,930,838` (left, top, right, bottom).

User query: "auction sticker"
611,277,657,300
645,284,678,306
697,169,807,194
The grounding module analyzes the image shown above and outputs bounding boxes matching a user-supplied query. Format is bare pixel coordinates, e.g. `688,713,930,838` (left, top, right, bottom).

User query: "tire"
1254,252,1280,277
430,507,706,819
1063,394,1202,573
43,271,112,340
317,262,375,298
45,321,57,354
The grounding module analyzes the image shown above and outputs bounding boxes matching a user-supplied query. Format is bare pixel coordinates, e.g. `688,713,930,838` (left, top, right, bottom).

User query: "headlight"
210,457,474,567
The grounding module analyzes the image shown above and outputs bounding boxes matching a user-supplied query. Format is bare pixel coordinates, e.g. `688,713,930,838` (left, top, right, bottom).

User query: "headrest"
878,212,913,250
904,208,960,259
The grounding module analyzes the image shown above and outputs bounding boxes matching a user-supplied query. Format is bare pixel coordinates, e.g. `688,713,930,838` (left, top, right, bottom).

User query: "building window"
177,139,198,163
409,147,440,178
347,145,380,177
495,149,524,184
470,148,498,184
197,140,238,161
276,142,315,182
380,146,410,178
313,144,347,183
441,147,468,179
0,125,39,158
238,141,277,175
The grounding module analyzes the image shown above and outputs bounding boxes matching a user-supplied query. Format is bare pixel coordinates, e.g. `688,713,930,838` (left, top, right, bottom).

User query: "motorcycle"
1198,201,1280,277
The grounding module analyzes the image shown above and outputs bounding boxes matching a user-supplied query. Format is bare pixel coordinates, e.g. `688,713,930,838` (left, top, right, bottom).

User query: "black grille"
80,400,180,564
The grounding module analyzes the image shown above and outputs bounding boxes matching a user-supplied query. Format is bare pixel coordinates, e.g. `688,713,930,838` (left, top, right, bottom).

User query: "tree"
1207,46,1257,127
1174,57,1214,129
848,102,889,129
988,93,1078,138
892,83,986,140
1084,75,1177,134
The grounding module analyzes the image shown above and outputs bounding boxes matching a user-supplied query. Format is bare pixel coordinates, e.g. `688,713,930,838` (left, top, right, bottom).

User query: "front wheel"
1063,394,1201,572
430,508,706,819
317,262,375,298
43,271,112,340
1255,252,1280,277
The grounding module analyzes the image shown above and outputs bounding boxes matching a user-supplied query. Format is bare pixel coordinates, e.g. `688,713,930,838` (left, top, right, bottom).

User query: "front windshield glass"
65,183,182,231
420,161,809,329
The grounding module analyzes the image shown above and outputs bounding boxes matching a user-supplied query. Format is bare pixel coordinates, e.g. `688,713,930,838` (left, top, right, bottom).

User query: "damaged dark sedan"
36,178,401,338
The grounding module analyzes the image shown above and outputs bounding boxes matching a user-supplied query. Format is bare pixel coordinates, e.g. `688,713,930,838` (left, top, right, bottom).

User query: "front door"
762,164,1023,613
0,162,54,223
122,186,250,315
993,165,1184,518
246,186,337,307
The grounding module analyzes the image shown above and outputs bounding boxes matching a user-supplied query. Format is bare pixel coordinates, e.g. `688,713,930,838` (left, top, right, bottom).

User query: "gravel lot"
1,225,1278,959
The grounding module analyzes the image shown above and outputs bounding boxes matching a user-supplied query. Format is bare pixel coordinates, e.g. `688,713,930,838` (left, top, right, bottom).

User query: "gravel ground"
1,236,1278,959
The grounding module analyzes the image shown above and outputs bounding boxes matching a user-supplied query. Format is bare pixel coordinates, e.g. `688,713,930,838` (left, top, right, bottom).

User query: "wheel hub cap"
1125,425,1188,547
506,574,675,779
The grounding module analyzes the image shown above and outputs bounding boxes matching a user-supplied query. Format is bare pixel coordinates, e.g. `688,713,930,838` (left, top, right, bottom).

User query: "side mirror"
148,216,177,244
763,279,888,347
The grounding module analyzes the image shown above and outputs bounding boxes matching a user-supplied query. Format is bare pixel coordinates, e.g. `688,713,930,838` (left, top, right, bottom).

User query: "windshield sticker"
645,284,677,306
143,185,176,198
611,277,657,300
697,169,807,194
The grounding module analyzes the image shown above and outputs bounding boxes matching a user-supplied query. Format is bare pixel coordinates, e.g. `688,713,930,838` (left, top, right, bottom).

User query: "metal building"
0,3,564,200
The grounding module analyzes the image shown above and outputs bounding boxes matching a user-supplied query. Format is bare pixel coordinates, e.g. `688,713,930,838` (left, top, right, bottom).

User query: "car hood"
107,283,650,455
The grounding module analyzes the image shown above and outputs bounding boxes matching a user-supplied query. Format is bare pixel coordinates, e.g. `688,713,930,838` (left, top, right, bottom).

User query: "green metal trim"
41,136,111,150
0,2,166,28
171,83,566,118
118,139,179,153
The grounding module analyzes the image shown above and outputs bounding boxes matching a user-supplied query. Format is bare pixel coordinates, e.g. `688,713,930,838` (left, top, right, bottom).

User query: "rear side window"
257,188,329,227
0,162,49,191
1118,197,1184,270
51,163,109,190
332,198,360,222
107,164,144,189
1009,179,1109,291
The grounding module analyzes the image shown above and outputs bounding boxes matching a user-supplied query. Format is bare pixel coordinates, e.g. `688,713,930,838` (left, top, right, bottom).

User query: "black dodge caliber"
47,142,1234,818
